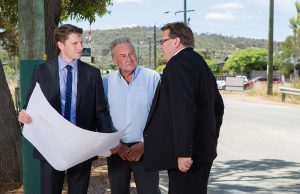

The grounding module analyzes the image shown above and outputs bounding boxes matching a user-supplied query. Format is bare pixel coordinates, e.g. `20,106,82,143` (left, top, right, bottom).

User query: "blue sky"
67,0,298,41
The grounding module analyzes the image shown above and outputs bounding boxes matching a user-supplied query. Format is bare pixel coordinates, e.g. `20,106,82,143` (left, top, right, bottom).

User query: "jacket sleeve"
23,66,39,109
214,90,224,139
94,69,113,133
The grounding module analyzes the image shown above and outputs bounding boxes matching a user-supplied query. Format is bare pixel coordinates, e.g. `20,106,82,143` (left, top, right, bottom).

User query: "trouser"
168,162,212,194
40,159,92,194
107,154,161,194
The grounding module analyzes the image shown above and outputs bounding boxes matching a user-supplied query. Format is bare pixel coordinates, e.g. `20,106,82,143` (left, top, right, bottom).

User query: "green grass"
245,81,300,104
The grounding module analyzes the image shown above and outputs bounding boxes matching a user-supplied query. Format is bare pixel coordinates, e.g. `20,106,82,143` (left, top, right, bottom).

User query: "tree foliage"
0,0,113,59
223,48,268,76
0,0,18,56
275,1,300,77
60,0,112,23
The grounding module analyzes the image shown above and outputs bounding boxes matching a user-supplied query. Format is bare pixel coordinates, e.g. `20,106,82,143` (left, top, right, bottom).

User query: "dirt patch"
0,158,137,194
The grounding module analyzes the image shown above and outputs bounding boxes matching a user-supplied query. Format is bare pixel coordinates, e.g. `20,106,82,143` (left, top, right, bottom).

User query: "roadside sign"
81,47,92,63
225,76,244,92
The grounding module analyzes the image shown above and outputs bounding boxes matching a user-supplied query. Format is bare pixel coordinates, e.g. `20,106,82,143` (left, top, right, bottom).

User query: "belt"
121,142,139,147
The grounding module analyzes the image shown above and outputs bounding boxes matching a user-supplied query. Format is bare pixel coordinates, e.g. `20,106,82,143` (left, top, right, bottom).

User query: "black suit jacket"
24,57,112,161
143,48,224,171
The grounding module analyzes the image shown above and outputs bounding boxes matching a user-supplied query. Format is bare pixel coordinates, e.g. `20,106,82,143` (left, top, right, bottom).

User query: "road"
157,95,300,194
209,95,300,194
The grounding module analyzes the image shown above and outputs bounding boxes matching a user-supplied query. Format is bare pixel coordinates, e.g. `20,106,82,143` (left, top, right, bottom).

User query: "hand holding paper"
23,83,125,171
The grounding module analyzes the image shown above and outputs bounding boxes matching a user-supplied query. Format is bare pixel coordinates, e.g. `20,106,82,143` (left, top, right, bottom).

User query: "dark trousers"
107,154,161,194
168,162,212,194
40,159,92,194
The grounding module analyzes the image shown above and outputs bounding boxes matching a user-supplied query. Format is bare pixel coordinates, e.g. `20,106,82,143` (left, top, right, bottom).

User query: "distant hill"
83,26,281,69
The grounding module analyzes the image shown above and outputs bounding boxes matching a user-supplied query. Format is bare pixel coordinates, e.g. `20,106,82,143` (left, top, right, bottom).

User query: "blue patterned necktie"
64,65,73,121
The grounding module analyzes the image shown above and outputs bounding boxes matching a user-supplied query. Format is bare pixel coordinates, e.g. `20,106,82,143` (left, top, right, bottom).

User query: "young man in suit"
143,22,224,194
18,24,112,194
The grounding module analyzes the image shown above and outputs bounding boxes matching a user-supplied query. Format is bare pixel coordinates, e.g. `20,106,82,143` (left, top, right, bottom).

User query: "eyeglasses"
159,38,173,45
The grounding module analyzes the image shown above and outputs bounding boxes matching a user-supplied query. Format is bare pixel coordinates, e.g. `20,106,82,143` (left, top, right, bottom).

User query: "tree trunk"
0,60,22,187
44,0,61,60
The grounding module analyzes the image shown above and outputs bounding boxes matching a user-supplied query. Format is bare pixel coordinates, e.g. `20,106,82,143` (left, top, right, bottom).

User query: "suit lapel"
48,58,61,113
76,60,85,111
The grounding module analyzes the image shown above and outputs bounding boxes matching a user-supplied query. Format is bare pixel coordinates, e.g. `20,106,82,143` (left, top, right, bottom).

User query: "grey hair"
110,37,136,57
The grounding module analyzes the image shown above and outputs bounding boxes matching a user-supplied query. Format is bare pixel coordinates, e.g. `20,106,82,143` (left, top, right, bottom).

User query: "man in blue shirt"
102,37,161,194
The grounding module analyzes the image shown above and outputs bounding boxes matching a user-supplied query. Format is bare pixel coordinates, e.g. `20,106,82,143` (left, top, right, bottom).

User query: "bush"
3,65,15,80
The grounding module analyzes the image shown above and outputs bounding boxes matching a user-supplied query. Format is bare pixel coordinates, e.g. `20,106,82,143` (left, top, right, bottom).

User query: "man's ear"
57,41,64,50
174,37,181,48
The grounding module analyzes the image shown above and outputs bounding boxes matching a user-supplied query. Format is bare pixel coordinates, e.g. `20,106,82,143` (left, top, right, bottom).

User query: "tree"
287,1,300,78
0,60,22,187
0,0,113,59
0,0,18,57
45,0,113,59
0,0,113,187
223,48,268,76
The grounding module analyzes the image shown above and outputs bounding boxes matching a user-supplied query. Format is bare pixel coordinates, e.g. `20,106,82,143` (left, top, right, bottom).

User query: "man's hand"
178,157,193,172
18,109,32,124
110,143,121,154
127,142,144,162
117,143,130,160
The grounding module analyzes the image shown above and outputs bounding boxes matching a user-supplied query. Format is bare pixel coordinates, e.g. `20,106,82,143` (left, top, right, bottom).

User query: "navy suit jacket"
144,48,224,171
24,57,112,161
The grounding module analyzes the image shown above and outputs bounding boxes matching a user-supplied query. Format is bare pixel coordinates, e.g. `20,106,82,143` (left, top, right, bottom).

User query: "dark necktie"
64,65,73,121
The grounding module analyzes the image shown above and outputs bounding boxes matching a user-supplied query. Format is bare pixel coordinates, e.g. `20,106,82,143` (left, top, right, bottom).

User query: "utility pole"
147,37,152,68
175,0,194,24
153,25,157,69
137,46,140,65
19,0,45,193
184,0,187,24
267,0,274,95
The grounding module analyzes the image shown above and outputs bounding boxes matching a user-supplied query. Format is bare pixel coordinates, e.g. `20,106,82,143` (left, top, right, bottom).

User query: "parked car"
236,75,248,82
244,76,281,89
217,80,226,90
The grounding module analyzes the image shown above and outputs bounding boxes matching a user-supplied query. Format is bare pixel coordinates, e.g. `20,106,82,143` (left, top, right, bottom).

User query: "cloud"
114,0,144,4
205,12,235,21
211,2,244,10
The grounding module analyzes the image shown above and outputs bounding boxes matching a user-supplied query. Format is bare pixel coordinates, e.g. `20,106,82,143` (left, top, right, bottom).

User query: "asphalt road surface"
157,95,300,194
208,95,300,194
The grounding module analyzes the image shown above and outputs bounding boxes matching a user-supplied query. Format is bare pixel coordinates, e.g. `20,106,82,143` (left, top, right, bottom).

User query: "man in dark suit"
143,22,224,194
18,24,112,194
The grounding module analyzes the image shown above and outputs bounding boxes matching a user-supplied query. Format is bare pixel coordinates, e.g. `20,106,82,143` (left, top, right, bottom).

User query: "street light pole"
184,0,187,24
153,25,157,69
175,0,194,24
267,0,274,95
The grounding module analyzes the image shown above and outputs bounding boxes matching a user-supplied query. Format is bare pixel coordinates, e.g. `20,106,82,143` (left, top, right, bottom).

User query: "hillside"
83,26,281,69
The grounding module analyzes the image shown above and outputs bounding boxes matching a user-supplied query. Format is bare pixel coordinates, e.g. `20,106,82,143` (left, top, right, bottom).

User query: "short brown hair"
54,24,83,44
161,22,194,48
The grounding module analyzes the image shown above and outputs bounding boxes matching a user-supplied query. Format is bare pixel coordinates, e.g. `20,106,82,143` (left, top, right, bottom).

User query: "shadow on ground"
208,159,300,194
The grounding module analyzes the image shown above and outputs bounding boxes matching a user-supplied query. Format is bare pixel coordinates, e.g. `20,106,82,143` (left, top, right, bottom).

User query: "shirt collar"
58,56,78,71
116,66,140,81
173,47,187,57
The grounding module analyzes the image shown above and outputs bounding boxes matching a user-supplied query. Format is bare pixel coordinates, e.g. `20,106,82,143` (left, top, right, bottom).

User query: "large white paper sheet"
23,83,124,171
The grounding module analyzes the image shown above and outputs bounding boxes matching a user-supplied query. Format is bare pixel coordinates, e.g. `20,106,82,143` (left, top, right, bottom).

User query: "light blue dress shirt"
102,66,160,143
58,56,78,125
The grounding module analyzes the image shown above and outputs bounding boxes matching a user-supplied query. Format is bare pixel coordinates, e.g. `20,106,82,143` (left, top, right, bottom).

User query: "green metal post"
18,0,45,193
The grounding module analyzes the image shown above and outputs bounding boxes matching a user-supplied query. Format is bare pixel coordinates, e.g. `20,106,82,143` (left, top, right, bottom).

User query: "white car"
217,80,226,90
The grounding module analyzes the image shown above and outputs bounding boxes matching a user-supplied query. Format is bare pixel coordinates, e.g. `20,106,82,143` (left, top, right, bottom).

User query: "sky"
67,0,298,42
